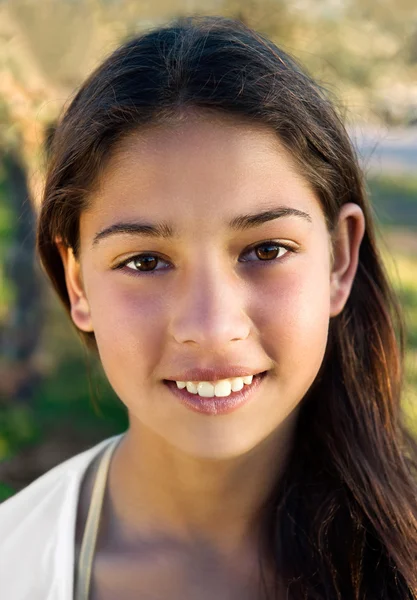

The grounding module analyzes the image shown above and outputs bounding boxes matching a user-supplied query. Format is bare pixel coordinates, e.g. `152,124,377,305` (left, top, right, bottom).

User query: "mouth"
162,371,269,416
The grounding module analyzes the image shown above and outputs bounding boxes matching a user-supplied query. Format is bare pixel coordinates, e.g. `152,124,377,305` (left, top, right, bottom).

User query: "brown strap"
74,436,122,600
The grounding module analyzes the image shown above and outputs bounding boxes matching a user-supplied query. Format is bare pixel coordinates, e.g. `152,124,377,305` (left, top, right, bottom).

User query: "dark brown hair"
37,16,417,598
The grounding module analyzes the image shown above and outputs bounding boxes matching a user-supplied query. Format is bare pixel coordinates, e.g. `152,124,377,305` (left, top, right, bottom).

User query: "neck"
107,414,297,555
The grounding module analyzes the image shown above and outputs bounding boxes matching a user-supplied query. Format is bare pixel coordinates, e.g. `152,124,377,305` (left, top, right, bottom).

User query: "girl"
1,15,416,600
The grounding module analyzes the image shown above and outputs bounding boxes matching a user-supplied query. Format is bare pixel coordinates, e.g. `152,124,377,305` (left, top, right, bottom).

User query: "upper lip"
164,367,267,382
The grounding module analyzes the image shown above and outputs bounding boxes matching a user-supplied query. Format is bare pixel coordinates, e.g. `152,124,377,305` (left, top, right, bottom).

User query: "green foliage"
32,351,129,437
0,482,16,502
0,406,42,466
368,175,417,227
0,172,15,316
397,284,417,350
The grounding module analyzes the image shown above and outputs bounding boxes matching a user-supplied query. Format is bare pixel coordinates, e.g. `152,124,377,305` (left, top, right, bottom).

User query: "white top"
0,433,124,600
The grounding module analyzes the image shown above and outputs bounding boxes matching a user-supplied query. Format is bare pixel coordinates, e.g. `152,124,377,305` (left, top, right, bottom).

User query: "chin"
164,430,271,460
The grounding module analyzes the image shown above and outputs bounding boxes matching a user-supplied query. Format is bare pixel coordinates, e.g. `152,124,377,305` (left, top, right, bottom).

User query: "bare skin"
74,445,280,599
61,115,365,598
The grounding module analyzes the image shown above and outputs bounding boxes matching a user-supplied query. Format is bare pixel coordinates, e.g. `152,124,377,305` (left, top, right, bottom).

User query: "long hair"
36,16,417,598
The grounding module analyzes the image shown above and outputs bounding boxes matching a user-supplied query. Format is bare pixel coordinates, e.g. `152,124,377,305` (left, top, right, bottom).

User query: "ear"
330,203,365,317
56,241,94,332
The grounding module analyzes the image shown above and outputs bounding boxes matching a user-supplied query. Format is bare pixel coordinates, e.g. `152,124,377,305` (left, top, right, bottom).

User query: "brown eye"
256,244,282,261
120,254,170,273
131,255,158,271
241,242,289,263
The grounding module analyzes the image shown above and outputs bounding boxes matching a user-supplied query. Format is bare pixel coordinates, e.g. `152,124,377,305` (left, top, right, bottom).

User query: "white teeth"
185,382,198,394
175,374,257,398
197,382,215,397
213,380,232,397
230,377,244,392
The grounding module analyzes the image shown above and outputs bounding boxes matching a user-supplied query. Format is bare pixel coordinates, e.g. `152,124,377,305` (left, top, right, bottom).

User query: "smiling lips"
175,375,255,398
164,371,268,415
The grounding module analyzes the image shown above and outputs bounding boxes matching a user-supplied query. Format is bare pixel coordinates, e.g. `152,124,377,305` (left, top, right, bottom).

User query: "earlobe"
56,241,94,332
330,203,365,317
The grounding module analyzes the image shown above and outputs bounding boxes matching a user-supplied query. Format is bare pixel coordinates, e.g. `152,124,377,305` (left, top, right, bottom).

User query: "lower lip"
163,372,268,415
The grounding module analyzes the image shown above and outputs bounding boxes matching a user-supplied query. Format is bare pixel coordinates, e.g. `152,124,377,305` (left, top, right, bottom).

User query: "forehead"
83,117,323,235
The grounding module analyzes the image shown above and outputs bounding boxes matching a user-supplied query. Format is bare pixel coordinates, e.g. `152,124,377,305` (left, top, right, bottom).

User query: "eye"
115,254,170,274
114,241,294,276
239,241,292,263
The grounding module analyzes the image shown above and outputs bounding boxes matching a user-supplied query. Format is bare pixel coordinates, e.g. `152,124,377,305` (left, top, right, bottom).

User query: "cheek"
87,280,168,389
251,258,331,377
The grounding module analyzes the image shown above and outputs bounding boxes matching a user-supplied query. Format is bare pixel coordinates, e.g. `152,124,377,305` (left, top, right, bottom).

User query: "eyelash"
113,241,297,276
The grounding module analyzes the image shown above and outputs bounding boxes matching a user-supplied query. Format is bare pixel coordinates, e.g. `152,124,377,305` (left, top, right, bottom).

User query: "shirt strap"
74,436,122,600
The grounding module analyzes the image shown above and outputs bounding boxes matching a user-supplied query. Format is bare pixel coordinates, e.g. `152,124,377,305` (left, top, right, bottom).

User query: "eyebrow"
92,206,312,246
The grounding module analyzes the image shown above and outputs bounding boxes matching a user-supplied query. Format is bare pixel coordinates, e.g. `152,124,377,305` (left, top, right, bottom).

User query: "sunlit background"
0,0,416,501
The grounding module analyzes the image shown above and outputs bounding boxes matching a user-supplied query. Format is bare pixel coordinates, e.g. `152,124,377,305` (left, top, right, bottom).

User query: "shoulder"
0,433,123,600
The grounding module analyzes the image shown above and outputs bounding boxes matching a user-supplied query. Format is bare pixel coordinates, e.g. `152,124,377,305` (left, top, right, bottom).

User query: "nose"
169,258,251,349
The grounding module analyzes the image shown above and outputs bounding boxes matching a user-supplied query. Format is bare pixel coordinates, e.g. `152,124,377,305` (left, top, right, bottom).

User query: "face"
60,116,364,459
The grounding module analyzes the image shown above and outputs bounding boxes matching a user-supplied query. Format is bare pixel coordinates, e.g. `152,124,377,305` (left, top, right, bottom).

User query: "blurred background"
0,0,416,502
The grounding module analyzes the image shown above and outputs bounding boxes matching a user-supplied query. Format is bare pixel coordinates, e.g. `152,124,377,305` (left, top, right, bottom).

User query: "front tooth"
230,377,244,392
197,382,215,397
186,381,198,394
214,380,232,397
179,376,251,397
